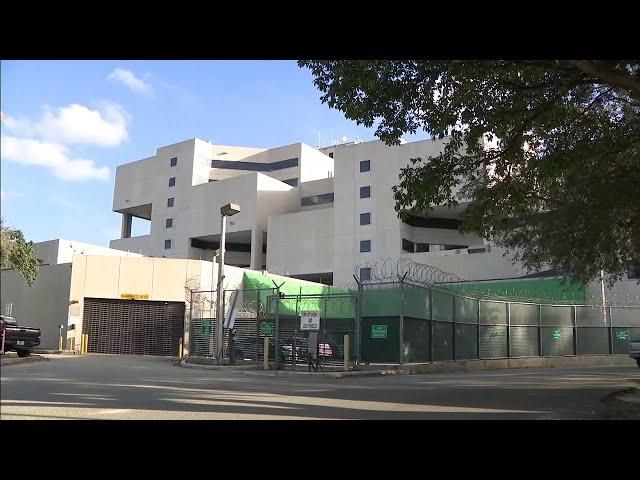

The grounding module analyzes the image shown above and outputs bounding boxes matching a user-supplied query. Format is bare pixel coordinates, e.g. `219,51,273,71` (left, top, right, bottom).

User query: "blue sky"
1,60,428,245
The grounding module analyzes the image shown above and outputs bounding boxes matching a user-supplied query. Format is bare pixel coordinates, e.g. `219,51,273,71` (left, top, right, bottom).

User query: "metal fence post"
187,289,194,357
573,305,578,356
452,293,457,361
506,302,511,359
608,306,614,355
477,299,481,359
356,277,363,364
399,275,405,366
538,304,543,357
255,290,260,363
430,288,434,362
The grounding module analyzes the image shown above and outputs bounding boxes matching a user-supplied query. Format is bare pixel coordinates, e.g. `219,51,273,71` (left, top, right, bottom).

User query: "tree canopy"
298,60,640,285
1,218,39,287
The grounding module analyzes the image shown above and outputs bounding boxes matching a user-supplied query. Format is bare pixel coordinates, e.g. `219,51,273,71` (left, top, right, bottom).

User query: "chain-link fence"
185,279,639,367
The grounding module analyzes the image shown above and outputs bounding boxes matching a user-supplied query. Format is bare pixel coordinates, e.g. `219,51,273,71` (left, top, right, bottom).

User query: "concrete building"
109,137,505,286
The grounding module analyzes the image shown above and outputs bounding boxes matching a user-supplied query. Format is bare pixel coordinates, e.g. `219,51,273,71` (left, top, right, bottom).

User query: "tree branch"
569,60,640,99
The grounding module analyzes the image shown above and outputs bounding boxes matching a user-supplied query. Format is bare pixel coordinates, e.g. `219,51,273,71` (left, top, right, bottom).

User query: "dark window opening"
283,178,298,187
211,157,299,171
360,240,371,253
360,186,371,198
170,157,177,167
190,238,251,252
168,177,176,187
403,214,462,230
167,197,174,207
628,266,639,279
301,192,334,206
360,267,371,281
402,238,415,253
166,218,173,228
360,213,371,225
360,160,370,172
164,239,172,249
416,243,429,253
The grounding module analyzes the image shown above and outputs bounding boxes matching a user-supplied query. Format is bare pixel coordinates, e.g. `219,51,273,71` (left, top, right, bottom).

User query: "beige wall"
66,255,247,354
1,264,72,350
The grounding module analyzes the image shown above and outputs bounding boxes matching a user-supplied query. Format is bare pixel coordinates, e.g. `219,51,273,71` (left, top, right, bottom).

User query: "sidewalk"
603,385,640,419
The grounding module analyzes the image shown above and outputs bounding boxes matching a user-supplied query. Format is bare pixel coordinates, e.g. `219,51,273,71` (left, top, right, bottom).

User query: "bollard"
79,334,84,354
178,338,183,358
59,335,63,351
263,337,269,370
344,334,350,371
82,334,89,354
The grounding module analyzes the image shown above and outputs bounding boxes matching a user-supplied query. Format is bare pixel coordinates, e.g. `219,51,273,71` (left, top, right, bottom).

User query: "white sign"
224,289,243,329
300,311,321,331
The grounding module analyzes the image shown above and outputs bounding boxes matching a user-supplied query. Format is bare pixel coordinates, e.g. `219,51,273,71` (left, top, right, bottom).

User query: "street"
1,355,638,420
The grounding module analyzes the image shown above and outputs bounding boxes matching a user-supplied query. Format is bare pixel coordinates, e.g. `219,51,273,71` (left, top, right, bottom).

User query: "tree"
298,60,640,285
1,218,39,287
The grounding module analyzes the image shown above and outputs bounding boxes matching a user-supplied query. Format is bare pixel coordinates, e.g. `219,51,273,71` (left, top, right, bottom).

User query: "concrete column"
121,213,132,239
250,228,264,270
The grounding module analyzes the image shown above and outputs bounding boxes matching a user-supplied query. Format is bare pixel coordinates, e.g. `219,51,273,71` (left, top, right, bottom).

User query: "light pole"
215,203,241,364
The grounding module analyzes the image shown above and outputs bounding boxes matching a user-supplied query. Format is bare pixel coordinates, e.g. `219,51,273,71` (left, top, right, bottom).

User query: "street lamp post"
216,203,241,365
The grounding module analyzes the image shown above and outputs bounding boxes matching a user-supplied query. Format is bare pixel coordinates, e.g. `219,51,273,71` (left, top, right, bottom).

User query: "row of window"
166,157,178,249
211,157,299,172
359,159,372,254
402,238,469,253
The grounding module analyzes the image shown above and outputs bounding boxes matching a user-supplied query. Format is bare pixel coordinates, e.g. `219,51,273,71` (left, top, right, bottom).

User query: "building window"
360,186,371,198
402,238,415,253
360,213,371,225
301,192,334,207
328,152,334,159
166,218,173,228
164,239,172,249
416,243,429,253
169,177,176,187
283,178,298,187
170,157,177,167
360,267,371,281
360,160,370,172
167,197,174,207
628,266,639,279
211,157,298,171
360,240,371,253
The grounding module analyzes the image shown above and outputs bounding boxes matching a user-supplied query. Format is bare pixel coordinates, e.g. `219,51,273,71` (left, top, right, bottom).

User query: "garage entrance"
82,298,185,356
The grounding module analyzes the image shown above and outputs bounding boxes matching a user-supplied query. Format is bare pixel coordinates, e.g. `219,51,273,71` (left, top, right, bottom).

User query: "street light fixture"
215,203,240,364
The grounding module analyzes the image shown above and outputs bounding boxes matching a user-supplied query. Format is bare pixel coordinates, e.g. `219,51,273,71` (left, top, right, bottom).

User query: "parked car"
0,314,41,357
629,339,640,368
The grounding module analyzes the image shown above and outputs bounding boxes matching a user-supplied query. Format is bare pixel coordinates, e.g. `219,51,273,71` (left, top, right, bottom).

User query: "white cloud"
0,135,109,182
108,68,154,96
0,189,25,199
2,103,130,148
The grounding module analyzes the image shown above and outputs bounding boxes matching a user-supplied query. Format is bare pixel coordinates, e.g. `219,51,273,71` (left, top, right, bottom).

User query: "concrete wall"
267,208,334,276
109,235,151,256
66,255,247,353
1,264,72,350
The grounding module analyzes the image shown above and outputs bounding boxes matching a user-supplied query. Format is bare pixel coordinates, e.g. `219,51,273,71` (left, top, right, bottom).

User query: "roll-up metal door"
82,298,185,356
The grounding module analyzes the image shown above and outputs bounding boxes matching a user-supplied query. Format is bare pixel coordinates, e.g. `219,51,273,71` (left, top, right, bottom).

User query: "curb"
0,355,50,367
241,356,637,379
179,360,262,371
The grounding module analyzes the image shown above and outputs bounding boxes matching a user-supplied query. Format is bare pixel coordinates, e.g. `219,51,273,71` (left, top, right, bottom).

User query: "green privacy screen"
242,271,355,318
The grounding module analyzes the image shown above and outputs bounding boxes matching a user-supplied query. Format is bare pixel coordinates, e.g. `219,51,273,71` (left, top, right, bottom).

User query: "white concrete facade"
109,137,497,286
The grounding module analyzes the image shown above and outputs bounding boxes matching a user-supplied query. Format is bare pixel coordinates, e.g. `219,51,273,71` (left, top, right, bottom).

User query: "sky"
1,60,429,246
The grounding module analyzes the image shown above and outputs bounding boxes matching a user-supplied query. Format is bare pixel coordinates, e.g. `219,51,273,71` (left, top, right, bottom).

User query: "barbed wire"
356,257,465,286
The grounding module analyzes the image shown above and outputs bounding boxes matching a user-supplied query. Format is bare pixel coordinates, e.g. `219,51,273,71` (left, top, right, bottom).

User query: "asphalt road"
1,354,638,419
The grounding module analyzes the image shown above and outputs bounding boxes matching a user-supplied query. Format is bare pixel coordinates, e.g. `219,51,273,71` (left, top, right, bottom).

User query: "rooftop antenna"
341,135,348,144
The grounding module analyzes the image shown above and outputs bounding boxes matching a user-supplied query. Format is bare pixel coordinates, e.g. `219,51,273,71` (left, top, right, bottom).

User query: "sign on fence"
260,322,274,336
371,325,388,339
615,330,630,340
553,329,561,340
300,311,321,331
201,320,212,335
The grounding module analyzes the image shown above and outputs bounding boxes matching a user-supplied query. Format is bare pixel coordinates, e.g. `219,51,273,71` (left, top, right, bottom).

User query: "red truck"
0,314,41,357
